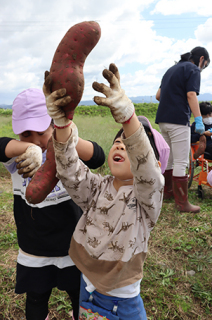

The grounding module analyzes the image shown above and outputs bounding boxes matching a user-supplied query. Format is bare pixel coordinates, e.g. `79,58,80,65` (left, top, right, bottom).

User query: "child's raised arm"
0,138,42,178
92,63,140,136
5,139,34,158
43,71,98,162
43,71,72,143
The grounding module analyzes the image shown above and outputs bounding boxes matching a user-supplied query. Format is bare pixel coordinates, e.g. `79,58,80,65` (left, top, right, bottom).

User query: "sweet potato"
26,21,101,204
26,138,59,204
50,20,101,119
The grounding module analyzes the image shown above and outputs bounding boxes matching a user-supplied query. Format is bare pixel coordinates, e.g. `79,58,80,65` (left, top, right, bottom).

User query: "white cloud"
151,0,212,16
0,0,158,103
0,0,212,104
195,18,212,43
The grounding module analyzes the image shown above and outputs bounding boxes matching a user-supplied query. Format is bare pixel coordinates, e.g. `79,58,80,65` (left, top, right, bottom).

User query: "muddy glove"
43,71,72,128
15,145,42,178
194,116,205,135
92,63,134,123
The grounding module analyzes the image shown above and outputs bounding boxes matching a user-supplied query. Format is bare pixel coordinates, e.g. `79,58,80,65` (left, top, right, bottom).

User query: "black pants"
205,145,212,160
26,288,79,320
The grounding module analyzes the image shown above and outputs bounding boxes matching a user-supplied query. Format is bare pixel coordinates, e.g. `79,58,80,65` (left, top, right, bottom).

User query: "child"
45,63,167,319
207,167,212,186
191,101,212,159
0,88,105,320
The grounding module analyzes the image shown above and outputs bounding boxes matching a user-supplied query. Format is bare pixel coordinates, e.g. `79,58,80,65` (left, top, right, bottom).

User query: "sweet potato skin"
50,21,101,119
26,138,59,204
26,21,101,204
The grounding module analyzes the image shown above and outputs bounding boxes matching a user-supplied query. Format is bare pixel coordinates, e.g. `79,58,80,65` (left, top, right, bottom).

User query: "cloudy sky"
1,0,212,105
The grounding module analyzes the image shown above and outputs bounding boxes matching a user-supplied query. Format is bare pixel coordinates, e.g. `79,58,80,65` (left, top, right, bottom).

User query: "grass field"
0,113,212,320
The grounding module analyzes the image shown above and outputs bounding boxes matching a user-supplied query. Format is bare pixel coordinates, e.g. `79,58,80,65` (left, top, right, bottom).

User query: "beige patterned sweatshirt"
53,124,164,294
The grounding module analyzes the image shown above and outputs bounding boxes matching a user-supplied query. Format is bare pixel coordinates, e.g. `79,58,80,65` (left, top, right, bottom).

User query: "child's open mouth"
113,154,124,162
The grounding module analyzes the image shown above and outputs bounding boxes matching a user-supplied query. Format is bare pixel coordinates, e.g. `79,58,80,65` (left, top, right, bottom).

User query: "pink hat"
12,88,51,135
207,171,212,186
137,116,170,174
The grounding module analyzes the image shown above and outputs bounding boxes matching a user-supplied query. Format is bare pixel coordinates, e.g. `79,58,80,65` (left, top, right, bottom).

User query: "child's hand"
204,131,210,137
15,145,42,178
204,129,212,137
92,63,134,123
43,71,71,128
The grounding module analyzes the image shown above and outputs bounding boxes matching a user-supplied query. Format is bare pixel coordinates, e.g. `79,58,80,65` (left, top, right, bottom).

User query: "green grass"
0,102,160,118
0,111,211,319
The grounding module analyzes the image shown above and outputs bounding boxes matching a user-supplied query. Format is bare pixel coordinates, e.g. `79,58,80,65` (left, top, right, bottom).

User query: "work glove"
92,63,134,123
43,71,72,128
15,145,42,178
195,116,205,135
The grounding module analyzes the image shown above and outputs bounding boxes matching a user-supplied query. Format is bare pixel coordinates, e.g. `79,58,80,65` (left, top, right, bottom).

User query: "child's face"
108,137,133,181
19,125,53,153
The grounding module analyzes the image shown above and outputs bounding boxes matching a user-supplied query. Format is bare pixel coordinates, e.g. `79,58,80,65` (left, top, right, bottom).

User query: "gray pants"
159,123,190,177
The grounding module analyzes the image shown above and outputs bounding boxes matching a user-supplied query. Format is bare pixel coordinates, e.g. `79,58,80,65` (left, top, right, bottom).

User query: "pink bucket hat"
138,116,170,174
207,171,212,186
12,88,51,135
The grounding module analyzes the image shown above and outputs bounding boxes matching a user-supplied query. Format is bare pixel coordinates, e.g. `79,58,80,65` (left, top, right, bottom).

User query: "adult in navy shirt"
155,46,210,213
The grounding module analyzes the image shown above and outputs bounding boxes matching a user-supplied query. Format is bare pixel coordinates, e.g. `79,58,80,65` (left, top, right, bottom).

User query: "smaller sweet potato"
26,138,58,204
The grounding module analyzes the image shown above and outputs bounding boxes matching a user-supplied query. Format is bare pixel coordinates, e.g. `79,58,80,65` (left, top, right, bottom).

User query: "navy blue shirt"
155,61,200,125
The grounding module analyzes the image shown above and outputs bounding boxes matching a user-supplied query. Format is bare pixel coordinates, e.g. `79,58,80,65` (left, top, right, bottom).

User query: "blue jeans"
79,276,147,320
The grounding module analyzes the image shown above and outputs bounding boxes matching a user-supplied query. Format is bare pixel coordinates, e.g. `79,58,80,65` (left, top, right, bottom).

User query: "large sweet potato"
50,20,101,119
26,21,101,204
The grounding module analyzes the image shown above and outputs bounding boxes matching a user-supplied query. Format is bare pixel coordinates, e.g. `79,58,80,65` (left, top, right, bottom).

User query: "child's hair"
180,47,210,68
113,125,159,160
113,116,170,174
113,128,124,143
199,101,212,116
